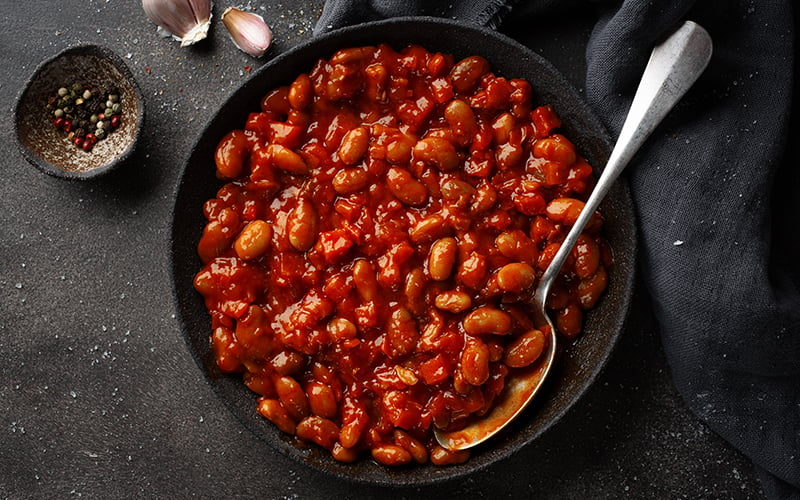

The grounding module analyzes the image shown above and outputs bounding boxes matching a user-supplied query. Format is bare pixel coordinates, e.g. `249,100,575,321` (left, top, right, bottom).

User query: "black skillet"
170,16,637,486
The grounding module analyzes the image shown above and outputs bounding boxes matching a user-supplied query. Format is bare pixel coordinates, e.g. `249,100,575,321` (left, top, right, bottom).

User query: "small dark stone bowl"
14,45,145,180
171,17,637,486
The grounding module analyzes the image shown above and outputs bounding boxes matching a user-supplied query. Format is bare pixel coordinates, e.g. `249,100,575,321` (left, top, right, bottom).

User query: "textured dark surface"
1,1,765,498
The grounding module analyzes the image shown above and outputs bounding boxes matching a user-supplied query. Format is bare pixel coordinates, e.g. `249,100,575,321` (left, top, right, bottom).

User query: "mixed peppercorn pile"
46,83,123,152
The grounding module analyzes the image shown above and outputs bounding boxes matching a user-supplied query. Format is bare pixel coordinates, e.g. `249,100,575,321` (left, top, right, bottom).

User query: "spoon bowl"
435,20,713,451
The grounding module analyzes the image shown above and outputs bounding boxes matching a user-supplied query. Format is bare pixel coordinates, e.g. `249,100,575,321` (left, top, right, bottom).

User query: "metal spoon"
435,20,713,450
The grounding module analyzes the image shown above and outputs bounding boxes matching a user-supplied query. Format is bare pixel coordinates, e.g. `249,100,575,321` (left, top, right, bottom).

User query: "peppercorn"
87,100,103,115
47,81,123,152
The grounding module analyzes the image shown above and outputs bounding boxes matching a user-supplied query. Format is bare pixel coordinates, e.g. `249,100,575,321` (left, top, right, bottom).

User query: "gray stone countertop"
1,1,765,498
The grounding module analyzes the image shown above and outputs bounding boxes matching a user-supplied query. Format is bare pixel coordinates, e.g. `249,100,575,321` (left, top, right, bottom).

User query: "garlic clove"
142,0,212,47
221,7,273,58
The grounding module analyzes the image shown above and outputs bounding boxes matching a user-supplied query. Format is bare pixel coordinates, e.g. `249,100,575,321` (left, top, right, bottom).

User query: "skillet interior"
170,16,637,486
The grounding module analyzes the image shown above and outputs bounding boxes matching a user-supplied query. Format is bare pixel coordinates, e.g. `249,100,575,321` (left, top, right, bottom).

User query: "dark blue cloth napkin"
315,1,799,497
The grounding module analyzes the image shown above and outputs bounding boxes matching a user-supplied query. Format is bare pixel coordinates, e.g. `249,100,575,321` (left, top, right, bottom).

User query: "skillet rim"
169,15,637,486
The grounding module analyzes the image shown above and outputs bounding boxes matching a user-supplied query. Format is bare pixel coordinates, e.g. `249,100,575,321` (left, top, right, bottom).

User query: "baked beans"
194,44,611,466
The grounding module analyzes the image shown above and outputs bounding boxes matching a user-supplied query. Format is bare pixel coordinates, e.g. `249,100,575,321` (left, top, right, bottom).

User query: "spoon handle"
537,21,713,302
612,21,713,172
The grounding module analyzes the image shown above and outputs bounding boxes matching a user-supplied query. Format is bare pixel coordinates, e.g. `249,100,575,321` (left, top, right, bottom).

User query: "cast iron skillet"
170,16,637,486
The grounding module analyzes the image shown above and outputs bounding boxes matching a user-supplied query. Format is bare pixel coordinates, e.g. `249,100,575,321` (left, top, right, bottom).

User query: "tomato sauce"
193,44,611,466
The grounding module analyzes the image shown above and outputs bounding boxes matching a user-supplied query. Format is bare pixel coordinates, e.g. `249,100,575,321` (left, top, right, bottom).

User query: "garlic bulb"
221,7,273,58
142,0,212,47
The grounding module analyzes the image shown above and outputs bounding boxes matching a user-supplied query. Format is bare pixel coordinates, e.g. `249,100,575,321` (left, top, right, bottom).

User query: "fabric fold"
314,0,521,35
584,3,798,494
